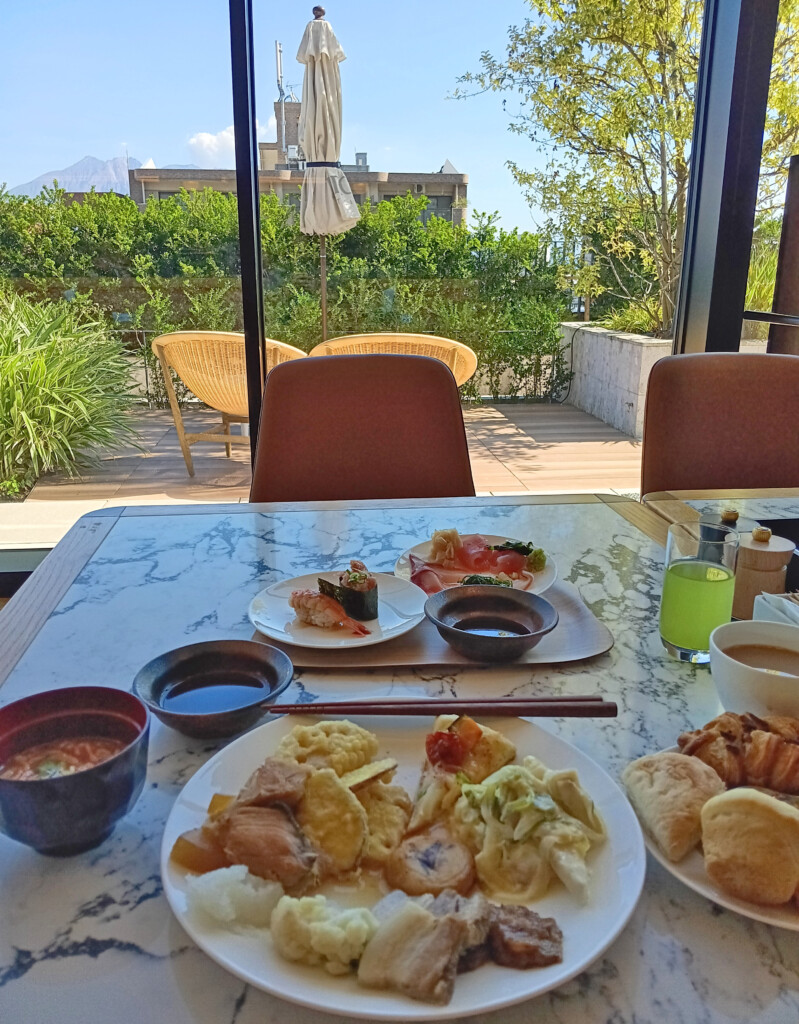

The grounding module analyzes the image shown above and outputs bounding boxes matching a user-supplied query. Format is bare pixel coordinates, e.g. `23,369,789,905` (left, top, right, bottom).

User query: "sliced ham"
408,552,534,596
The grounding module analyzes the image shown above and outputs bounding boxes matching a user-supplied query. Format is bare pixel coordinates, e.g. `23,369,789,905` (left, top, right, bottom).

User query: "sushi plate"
248,572,427,649
394,535,557,595
161,714,646,1020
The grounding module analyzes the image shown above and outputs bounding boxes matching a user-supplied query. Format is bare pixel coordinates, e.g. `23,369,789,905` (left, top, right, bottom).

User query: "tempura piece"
356,782,412,866
296,768,368,876
276,720,379,776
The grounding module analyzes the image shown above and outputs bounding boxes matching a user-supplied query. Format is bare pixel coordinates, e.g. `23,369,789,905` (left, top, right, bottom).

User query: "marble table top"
1,496,797,1024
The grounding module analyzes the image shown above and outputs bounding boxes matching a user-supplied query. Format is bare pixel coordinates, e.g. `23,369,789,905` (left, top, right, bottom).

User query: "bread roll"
701,788,799,906
622,752,725,862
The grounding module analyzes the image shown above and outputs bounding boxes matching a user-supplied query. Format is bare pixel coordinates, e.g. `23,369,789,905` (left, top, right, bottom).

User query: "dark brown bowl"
425,585,559,662
0,686,149,856
132,639,294,739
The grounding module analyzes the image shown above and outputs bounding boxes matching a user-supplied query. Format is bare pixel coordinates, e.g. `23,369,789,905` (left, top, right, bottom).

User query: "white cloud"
188,117,277,168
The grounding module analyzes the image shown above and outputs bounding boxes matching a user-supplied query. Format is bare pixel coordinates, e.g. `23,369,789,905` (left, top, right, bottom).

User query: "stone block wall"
559,323,767,438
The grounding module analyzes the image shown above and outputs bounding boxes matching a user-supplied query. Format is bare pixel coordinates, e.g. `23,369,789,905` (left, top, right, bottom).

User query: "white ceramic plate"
161,716,646,1021
637,748,799,931
248,573,427,649
394,535,557,595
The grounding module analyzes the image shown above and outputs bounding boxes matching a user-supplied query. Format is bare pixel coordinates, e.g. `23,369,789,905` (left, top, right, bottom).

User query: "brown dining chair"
249,354,476,502
640,352,799,497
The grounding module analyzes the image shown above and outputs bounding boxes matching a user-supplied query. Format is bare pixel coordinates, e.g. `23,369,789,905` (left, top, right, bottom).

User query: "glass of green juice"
659,522,739,664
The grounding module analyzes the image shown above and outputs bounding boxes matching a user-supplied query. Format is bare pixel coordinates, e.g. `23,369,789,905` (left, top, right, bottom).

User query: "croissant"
678,712,799,795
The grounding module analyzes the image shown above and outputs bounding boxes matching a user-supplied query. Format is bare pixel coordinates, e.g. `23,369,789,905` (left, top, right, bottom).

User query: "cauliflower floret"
270,894,378,975
276,720,379,776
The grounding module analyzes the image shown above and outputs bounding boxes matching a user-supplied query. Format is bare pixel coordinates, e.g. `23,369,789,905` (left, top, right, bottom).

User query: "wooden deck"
4,404,641,548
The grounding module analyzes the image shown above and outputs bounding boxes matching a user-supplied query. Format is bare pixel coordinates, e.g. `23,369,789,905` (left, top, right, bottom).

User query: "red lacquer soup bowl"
0,686,149,856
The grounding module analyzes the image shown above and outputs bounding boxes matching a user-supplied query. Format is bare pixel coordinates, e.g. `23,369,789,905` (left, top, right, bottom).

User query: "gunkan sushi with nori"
317,559,378,620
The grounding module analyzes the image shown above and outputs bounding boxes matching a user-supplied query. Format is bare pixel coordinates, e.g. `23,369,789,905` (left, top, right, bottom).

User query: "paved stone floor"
2,403,641,548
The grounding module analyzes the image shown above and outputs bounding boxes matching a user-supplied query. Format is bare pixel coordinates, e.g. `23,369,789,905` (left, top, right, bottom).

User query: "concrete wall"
560,323,768,438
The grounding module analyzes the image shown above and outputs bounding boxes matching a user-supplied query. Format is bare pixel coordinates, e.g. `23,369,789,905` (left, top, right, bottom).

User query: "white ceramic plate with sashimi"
161,715,646,1021
249,572,427,649
394,534,557,596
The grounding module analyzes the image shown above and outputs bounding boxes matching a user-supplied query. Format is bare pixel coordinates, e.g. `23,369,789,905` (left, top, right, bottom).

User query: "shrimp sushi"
289,589,370,636
318,559,378,621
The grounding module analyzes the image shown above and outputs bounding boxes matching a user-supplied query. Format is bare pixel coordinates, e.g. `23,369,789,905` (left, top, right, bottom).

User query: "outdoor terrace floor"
2,403,642,549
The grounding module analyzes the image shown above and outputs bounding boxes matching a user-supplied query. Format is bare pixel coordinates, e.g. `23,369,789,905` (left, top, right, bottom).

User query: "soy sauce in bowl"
159,677,273,714
133,640,294,739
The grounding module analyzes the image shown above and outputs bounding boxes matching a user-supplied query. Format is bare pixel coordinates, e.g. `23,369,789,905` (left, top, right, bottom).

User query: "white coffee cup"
709,620,799,717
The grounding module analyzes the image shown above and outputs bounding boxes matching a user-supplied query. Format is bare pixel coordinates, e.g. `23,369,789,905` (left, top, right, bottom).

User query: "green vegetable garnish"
459,574,512,587
488,541,547,573
36,758,74,779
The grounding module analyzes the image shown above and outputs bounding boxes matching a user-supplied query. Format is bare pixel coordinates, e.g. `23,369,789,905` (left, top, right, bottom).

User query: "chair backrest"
250,354,476,502
151,332,306,418
308,333,478,386
640,352,799,496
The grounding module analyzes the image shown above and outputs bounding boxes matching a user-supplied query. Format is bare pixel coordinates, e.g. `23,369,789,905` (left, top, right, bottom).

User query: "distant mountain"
164,164,201,170
9,155,142,196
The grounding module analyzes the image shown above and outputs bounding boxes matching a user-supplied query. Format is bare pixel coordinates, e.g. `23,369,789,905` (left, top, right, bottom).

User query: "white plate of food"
631,746,799,931
394,530,557,596
249,572,427,649
161,715,646,1020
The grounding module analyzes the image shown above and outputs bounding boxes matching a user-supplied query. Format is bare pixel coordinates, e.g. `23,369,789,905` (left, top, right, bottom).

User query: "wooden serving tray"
252,580,613,669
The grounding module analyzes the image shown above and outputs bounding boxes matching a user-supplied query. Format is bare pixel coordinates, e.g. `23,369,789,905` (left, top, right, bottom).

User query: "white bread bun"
701,787,799,906
622,752,725,862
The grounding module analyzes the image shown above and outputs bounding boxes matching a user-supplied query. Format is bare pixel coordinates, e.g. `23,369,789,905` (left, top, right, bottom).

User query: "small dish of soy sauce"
425,586,559,662
132,640,293,738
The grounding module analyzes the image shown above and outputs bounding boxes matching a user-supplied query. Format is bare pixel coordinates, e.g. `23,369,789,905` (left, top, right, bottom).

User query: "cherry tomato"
425,731,466,770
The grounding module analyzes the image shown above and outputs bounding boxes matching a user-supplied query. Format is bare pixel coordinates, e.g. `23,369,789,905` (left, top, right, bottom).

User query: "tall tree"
458,0,799,335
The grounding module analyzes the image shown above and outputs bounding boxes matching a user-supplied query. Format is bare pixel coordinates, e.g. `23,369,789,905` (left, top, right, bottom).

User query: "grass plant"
0,292,136,496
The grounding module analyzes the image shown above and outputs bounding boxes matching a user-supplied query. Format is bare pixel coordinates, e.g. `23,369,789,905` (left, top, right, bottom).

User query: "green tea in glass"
659,521,739,663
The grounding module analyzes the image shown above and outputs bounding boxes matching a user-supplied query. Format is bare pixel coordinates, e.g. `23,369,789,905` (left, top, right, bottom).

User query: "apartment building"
128,101,468,224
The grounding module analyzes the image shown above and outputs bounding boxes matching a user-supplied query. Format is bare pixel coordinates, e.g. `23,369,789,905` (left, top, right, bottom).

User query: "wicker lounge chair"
152,331,306,476
308,332,478,386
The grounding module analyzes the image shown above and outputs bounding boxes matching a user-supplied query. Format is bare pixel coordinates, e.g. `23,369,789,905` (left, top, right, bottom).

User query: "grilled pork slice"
487,904,563,968
422,889,491,973
222,804,316,889
358,901,466,1005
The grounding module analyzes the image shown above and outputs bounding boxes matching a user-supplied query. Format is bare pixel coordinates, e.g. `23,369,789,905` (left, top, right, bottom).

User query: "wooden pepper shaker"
731,527,795,620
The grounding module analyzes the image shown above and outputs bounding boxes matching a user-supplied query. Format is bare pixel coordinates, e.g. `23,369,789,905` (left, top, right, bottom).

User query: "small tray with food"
162,715,645,1019
249,563,427,650
622,711,799,930
394,529,557,596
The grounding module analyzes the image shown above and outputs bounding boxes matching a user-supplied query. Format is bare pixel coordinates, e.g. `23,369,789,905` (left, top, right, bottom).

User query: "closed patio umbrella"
297,6,360,341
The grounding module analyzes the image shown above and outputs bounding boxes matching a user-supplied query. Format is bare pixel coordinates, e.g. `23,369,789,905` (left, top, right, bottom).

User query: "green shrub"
0,292,136,494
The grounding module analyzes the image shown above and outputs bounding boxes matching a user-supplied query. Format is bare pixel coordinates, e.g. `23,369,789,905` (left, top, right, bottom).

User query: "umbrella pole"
320,234,328,342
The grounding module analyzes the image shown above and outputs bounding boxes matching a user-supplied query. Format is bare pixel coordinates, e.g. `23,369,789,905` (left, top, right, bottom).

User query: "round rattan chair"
307,332,478,387
152,331,306,476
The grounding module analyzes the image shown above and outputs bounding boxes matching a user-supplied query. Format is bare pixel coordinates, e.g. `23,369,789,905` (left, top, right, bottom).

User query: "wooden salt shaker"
731,526,795,620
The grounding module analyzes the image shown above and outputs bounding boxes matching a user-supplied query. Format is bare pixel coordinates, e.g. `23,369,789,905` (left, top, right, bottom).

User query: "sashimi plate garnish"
394,529,557,597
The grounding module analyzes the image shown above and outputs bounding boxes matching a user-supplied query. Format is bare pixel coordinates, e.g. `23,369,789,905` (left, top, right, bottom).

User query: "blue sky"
0,0,545,230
